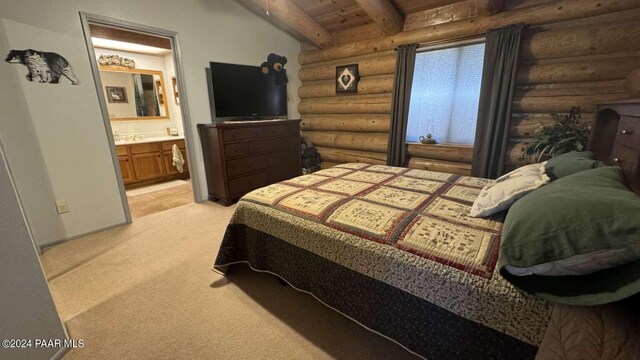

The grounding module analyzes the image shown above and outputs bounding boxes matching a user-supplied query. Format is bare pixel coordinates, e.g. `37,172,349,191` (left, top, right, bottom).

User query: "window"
406,42,485,145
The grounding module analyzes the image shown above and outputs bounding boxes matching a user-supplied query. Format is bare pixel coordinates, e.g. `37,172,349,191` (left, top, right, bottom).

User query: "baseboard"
39,221,127,253
50,346,69,360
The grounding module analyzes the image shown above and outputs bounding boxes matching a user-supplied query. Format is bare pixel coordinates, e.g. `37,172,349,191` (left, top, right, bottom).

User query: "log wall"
298,0,640,175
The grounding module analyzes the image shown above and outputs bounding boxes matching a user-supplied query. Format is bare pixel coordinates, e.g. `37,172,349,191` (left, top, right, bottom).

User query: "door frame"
79,12,202,223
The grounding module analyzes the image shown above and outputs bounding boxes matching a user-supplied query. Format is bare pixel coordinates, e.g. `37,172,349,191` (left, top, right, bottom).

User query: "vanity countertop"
115,136,184,146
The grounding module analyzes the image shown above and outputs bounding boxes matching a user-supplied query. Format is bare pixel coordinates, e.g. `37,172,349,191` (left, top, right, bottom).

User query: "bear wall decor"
5,49,79,85
260,53,288,85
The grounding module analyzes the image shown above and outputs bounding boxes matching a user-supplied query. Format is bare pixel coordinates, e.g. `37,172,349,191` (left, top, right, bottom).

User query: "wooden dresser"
116,138,189,189
590,100,640,194
198,120,302,205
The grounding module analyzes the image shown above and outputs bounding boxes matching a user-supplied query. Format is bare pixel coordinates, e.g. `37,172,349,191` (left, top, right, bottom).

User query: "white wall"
0,141,68,360
0,0,301,245
0,20,68,246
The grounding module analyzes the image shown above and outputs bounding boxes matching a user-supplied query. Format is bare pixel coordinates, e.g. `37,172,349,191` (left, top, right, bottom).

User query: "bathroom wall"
94,48,182,138
163,53,184,137
98,70,139,118
0,0,301,246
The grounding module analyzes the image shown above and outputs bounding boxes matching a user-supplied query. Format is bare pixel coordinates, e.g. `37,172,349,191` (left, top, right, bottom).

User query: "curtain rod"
417,36,485,52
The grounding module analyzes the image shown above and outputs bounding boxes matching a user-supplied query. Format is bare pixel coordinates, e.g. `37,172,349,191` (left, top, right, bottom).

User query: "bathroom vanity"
115,137,189,188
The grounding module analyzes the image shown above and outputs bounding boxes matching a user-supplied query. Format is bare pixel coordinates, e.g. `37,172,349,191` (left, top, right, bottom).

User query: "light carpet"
42,202,418,359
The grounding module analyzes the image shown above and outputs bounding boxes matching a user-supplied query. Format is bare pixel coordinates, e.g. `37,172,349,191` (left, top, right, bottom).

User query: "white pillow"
470,162,550,217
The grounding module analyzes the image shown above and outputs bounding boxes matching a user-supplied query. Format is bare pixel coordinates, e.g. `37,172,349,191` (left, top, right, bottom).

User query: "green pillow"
544,151,602,180
499,166,640,305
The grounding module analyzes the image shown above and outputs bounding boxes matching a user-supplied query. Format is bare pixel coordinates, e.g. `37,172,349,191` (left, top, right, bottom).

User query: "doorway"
80,13,201,221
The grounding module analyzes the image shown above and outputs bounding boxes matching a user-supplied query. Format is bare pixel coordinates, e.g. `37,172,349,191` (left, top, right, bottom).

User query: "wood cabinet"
118,155,136,184
132,152,165,181
164,148,189,175
591,100,640,194
115,138,189,189
198,120,302,205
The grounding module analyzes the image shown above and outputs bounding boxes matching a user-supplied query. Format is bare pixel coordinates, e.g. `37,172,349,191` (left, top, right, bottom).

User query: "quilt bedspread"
214,163,553,350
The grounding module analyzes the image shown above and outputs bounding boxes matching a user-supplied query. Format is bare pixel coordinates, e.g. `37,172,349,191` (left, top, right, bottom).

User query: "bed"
213,102,640,359
214,165,551,358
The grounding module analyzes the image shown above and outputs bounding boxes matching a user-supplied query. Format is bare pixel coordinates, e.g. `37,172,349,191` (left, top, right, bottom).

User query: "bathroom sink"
114,136,184,146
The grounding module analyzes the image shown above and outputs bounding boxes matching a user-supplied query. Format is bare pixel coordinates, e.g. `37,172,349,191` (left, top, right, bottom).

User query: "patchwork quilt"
214,163,553,359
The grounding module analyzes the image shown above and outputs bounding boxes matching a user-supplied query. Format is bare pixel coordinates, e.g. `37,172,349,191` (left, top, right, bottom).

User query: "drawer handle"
246,163,251,168
621,129,632,135
234,147,239,152
613,158,621,163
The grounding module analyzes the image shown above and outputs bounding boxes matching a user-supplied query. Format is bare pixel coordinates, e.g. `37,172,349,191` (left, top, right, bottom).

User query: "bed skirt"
214,224,539,359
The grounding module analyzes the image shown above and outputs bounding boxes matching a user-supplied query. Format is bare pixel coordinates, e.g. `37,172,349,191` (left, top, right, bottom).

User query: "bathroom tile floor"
127,181,193,219
126,179,189,196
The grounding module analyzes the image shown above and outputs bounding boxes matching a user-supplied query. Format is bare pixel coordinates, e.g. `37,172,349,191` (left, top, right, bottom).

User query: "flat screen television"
206,61,287,121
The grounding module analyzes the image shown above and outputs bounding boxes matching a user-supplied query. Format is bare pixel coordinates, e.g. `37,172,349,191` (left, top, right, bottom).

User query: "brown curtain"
387,44,417,167
472,24,527,178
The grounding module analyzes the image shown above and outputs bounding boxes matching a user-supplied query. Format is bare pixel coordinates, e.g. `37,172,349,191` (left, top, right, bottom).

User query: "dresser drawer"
222,127,265,143
273,135,299,150
611,143,639,189
229,171,269,196
269,150,299,168
226,154,268,178
611,143,639,168
161,139,186,151
247,136,298,154
247,139,273,154
267,124,298,137
224,142,249,158
130,142,161,154
616,116,640,150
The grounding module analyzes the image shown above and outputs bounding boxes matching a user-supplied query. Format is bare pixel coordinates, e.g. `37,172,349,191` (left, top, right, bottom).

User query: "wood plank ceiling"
390,0,466,15
291,0,465,28
292,0,373,32
238,0,474,48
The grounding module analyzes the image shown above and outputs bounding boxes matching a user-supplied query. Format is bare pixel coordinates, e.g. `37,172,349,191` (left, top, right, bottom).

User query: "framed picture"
172,76,180,105
105,86,128,103
335,64,359,94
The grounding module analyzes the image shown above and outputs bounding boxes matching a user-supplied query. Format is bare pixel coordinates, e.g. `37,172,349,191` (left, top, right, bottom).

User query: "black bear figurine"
260,53,288,85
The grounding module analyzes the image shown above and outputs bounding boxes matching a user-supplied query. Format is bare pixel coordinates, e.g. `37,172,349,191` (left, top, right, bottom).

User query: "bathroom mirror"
98,66,170,121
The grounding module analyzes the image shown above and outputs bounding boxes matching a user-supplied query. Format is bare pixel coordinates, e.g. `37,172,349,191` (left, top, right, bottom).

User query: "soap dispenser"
170,126,178,136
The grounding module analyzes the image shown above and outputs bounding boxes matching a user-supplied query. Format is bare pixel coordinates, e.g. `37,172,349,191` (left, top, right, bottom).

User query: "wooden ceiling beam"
404,0,505,31
333,23,386,45
237,0,334,49
477,0,505,16
353,0,404,36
